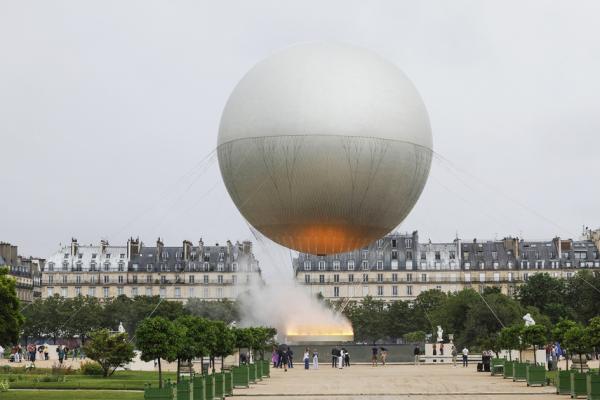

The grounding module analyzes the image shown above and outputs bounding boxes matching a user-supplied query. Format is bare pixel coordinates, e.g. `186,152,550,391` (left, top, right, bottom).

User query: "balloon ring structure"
218,43,432,255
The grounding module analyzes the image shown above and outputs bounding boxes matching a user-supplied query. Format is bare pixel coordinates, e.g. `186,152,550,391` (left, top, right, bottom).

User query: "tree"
185,299,239,323
343,296,387,343
516,273,569,323
552,319,577,370
499,325,521,361
563,325,593,373
565,271,600,324
209,321,235,373
587,316,600,354
0,267,23,346
63,296,103,343
136,317,178,388
233,327,253,366
404,331,426,343
385,301,412,339
173,316,215,378
521,325,547,364
82,329,135,377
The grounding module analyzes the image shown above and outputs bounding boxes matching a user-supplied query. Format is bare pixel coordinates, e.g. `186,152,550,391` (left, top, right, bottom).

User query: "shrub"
51,363,74,376
80,361,104,376
36,374,65,382
1,365,10,373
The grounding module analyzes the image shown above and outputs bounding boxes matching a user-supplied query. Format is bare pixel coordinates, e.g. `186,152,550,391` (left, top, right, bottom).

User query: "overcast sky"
1,0,599,259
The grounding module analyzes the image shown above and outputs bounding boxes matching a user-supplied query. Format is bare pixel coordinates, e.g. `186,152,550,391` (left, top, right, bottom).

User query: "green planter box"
214,373,225,400
177,378,193,400
526,364,546,386
223,370,233,397
491,358,505,376
145,380,175,400
513,362,527,382
204,374,215,400
571,372,588,399
587,373,600,400
261,360,270,378
232,365,249,388
503,361,514,379
192,376,205,400
255,360,263,381
248,363,257,384
555,370,571,395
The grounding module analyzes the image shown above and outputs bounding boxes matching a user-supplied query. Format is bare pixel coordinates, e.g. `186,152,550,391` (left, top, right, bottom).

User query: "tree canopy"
0,267,23,346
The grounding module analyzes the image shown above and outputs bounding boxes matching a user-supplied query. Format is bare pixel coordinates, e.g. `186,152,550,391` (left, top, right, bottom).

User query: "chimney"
156,238,164,260
183,240,192,261
552,237,561,260
100,239,109,254
127,237,140,259
0,242,18,265
198,238,204,255
71,238,79,257
242,240,252,254
226,240,233,256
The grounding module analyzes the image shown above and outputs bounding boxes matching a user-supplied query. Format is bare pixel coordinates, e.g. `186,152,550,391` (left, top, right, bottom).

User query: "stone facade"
42,238,262,302
0,242,43,303
294,230,600,301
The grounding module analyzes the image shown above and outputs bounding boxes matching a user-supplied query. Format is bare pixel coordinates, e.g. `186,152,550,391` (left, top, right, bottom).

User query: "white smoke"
236,230,353,343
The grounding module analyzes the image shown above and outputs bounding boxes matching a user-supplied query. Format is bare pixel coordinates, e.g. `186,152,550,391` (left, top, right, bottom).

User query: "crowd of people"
1,343,84,365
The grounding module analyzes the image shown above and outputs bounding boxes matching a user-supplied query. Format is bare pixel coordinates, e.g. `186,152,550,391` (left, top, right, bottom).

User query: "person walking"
312,351,319,369
281,350,289,372
27,344,36,365
451,345,458,367
413,345,420,366
272,348,279,368
380,347,388,366
303,348,310,370
288,348,294,368
462,346,469,367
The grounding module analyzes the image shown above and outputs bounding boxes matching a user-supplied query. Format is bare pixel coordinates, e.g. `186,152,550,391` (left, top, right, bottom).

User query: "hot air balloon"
218,43,432,255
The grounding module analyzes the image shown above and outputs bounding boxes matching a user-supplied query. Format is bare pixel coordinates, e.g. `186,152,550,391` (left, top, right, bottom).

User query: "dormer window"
106,254,111,259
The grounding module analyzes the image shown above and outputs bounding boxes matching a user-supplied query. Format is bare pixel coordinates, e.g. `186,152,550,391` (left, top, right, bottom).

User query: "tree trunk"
580,354,583,374
238,347,241,366
566,352,569,370
158,358,163,389
176,358,180,383
533,345,537,364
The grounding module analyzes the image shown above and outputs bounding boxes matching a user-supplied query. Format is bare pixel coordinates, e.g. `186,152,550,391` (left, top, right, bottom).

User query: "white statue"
436,325,444,342
118,322,125,333
523,313,535,326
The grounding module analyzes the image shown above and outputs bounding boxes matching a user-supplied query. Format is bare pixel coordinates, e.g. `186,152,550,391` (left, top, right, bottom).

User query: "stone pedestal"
571,356,590,372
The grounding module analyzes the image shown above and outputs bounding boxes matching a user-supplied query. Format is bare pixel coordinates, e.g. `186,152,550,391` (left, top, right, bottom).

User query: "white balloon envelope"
218,43,432,255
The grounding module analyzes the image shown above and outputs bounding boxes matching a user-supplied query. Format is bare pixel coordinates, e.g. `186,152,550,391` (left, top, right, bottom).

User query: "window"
391,239,397,248
103,275,109,283
421,273,427,282
204,275,209,284
493,272,500,282
120,253,125,259
90,276,96,284
479,273,486,282
377,260,383,270
406,273,412,282
146,264,153,271
449,251,456,260
175,287,181,298
118,262,124,271
392,250,398,260
334,274,340,283
188,287,195,297
377,273,383,283
159,287,166,298
405,238,412,248
318,261,326,271
88,287,95,297
103,287,109,298
392,273,398,282
118,275,124,284
62,275,67,284
217,287,224,298
146,287,152,296
347,260,355,270
319,275,325,283
304,260,311,270
333,287,340,297
48,262,55,272
232,262,238,272
392,286,398,296
189,275,195,284
146,275,152,283
333,260,340,270
117,287,124,296
348,274,354,282
377,239,384,248
406,251,413,260
435,251,441,260
47,287,54,296
377,286,384,296
465,273,471,282
75,287,81,296
362,250,368,260
217,275,223,284
106,253,111,259
132,287,138,297
232,275,237,284
160,276,166,284
61,287,68,297
523,273,529,281
420,252,426,260
217,263,224,271
64,253,69,259
361,260,368,270
406,285,413,296
362,273,369,282
305,274,310,283
104,262,110,271
76,275,81,284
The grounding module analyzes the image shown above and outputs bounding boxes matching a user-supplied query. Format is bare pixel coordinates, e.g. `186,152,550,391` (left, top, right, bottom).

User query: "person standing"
58,345,66,365
451,345,457,367
281,349,289,372
303,348,310,370
331,347,337,368
27,344,36,364
371,346,378,367
439,343,444,356
343,348,350,367
380,347,388,366
288,348,294,368
43,344,49,361
413,345,420,366
338,348,345,369
272,348,279,368
462,346,469,367
0,345,4,360
312,351,319,369
433,343,437,356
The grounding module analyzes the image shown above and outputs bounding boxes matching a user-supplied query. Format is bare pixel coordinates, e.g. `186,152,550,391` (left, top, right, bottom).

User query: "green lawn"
1,370,176,390
2,390,143,400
